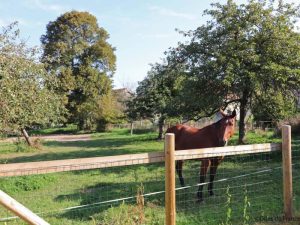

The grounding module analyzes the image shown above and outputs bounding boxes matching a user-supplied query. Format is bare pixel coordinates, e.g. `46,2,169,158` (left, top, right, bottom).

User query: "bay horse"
166,110,236,202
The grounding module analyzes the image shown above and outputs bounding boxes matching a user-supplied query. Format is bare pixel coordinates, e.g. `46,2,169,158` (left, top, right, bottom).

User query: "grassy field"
0,128,299,225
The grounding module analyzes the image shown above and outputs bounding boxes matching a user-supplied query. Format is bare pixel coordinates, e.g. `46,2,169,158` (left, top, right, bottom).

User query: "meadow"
0,128,299,225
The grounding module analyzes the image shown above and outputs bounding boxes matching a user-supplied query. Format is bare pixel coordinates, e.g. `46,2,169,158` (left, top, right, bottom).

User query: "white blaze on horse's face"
219,110,236,146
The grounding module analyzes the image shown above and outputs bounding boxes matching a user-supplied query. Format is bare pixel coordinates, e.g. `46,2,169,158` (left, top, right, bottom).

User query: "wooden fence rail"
0,143,281,177
0,190,49,225
0,125,293,224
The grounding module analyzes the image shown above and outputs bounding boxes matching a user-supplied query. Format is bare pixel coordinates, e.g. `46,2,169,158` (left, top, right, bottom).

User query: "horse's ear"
231,109,237,118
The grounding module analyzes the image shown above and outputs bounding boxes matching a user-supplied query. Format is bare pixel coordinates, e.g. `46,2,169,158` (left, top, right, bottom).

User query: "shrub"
275,114,300,135
0,175,56,192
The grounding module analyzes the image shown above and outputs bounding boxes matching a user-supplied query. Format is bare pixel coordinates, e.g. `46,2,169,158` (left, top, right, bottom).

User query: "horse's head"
215,109,237,146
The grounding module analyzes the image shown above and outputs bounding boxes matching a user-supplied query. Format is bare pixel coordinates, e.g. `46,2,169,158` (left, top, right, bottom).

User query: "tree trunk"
130,122,134,136
21,128,33,146
78,119,84,131
238,96,248,144
158,116,165,140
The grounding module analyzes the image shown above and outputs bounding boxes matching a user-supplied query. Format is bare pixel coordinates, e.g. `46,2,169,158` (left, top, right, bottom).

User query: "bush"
96,119,110,132
275,114,300,135
0,175,56,192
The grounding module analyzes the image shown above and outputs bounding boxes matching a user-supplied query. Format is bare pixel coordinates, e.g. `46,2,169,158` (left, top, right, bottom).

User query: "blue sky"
0,0,298,89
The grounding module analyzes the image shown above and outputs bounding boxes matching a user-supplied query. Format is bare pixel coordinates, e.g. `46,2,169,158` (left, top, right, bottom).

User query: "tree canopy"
164,0,300,143
41,11,116,130
127,63,184,139
0,23,65,145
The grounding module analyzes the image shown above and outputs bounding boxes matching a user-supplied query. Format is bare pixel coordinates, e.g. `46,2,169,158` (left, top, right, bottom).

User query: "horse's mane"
212,117,224,129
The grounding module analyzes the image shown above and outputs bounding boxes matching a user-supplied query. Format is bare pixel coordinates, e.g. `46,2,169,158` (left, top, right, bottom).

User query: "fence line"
0,127,295,224
0,143,281,177
0,168,276,223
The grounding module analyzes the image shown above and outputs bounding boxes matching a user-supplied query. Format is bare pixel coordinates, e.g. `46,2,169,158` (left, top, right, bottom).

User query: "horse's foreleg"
197,159,210,202
176,160,185,186
208,157,223,196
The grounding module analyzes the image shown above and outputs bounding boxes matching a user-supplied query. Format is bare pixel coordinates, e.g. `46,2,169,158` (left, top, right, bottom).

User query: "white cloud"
149,6,198,21
0,17,44,28
26,0,69,13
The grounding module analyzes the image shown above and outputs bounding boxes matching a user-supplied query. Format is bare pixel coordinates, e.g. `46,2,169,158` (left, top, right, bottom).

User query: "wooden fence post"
282,125,293,219
0,190,50,225
165,133,176,225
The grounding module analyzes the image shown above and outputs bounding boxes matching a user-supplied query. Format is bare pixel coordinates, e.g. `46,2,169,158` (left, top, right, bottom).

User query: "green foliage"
166,0,300,142
252,91,297,122
127,63,184,138
243,187,251,225
223,186,232,225
94,201,164,225
0,23,66,136
0,175,56,192
14,138,37,152
276,113,300,135
41,11,117,129
132,63,185,118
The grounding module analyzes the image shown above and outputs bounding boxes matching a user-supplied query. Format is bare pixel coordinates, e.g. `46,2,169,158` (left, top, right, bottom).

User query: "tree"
130,63,183,139
41,11,116,129
167,0,300,143
74,91,124,131
0,23,65,146
252,91,297,127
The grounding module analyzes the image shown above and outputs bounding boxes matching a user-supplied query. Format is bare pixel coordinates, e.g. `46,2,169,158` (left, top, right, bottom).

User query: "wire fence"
0,157,166,225
0,141,298,225
292,139,300,219
175,150,283,225
109,120,277,133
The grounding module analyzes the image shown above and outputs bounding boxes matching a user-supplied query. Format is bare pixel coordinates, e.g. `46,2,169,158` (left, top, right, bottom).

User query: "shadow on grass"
50,159,286,224
4,134,162,163
43,135,154,148
54,176,165,221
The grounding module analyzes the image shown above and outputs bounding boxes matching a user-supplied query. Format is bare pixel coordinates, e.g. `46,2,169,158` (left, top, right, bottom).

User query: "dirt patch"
0,134,92,143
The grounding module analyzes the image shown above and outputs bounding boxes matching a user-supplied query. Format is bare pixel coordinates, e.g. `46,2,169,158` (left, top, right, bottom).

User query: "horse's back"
166,125,203,150
166,124,198,137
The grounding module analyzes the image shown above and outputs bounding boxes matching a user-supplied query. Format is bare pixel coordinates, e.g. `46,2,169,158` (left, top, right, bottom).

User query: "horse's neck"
199,123,219,141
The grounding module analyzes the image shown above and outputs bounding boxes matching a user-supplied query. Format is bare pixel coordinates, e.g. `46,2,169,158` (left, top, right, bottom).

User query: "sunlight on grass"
0,128,299,225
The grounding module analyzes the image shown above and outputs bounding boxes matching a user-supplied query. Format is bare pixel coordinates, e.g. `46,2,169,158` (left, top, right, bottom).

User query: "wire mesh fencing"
292,138,300,218
175,150,283,225
0,138,297,225
0,155,167,225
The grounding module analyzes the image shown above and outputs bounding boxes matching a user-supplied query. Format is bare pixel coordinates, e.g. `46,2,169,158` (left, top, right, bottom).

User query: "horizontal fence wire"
0,156,166,225
0,143,290,225
175,150,283,225
292,139,300,218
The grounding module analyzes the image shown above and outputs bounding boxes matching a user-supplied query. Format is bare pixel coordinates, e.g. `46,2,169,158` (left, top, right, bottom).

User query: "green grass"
0,128,299,225
0,129,162,163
